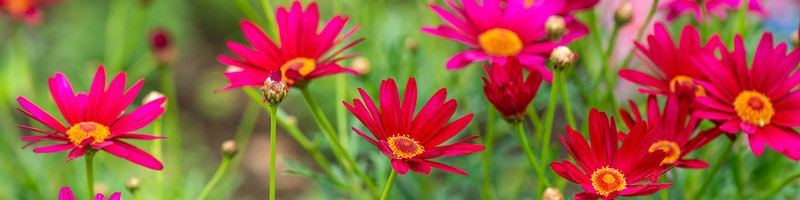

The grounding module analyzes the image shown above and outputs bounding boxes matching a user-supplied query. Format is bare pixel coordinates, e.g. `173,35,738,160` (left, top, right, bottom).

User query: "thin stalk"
558,72,576,128
730,147,745,199
660,174,668,200
336,75,350,150
299,87,379,198
85,150,97,199
159,64,183,198
268,104,278,200
152,117,164,199
514,123,552,189
482,108,497,200
259,0,280,38
379,170,398,200
601,25,622,121
540,71,560,165
691,140,734,199
526,106,543,135
196,157,232,200
133,192,141,200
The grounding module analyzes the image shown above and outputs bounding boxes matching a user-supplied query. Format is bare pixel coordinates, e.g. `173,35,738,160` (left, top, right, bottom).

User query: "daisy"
551,109,672,199
661,0,766,21
344,77,485,175
482,58,543,123
59,187,121,200
218,1,362,90
422,0,589,81
17,66,166,170
692,33,800,160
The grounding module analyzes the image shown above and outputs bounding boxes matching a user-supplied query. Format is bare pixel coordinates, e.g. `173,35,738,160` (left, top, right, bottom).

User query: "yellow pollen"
591,167,627,196
648,140,681,164
669,75,706,96
279,57,316,83
733,90,774,127
66,122,110,146
387,135,425,159
478,28,523,56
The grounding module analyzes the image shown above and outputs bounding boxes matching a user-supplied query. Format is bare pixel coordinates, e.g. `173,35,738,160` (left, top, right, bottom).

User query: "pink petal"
391,159,410,174
33,144,76,153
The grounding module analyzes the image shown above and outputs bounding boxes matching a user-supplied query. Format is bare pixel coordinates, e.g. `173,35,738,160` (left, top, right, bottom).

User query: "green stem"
259,0,280,38
159,64,183,198
196,157,232,200
691,140,734,199
558,72,576,128
232,0,265,25
133,192,141,200
602,24,622,121
299,87,379,198
379,170,398,200
268,105,278,200
526,105,543,135
730,147,745,199
660,174,668,200
482,108,497,200
514,123,552,189
336,75,350,152
763,168,800,198
85,150,96,198
540,71,560,166
152,117,164,199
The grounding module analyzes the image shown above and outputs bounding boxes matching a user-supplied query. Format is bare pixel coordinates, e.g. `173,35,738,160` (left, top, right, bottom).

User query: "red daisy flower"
218,1,362,90
59,187,121,200
619,23,722,97
692,33,800,160
344,78,485,175
17,66,166,170
422,0,589,82
482,58,543,123
619,86,722,173
660,0,766,22
551,109,672,200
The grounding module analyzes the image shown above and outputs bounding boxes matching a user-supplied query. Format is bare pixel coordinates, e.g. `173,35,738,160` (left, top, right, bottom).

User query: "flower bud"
143,91,166,106
351,57,371,76
542,188,564,200
615,2,633,26
792,31,799,47
404,37,419,52
550,46,576,70
545,16,566,41
261,70,289,106
222,140,239,158
126,177,140,192
148,27,176,65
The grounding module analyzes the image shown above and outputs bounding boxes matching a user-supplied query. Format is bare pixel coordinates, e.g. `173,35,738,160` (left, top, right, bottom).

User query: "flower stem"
268,104,278,200
85,150,96,199
482,108,497,200
133,191,141,200
540,70,560,167
152,117,164,199
299,87,379,198
691,140,734,199
558,72,576,128
526,105,543,135
380,170,398,200
196,156,232,200
514,123,552,189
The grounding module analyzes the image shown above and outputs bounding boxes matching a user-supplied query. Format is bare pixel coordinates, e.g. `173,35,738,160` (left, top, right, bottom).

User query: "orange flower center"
478,28,522,56
648,140,681,164
279,57,316,83
4,0,32,15
669,75,706,96
66,122,110,145
733,90,774,127
387,135,424,159
591,167,627,196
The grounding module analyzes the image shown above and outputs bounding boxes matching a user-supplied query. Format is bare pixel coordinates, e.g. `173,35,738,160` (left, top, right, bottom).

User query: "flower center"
279,57,316,83
733,90,774,127
648,140,681,164
387,135,425,159
669,75,706,96
591,167,627,196
478,28,523,56
66,122,110,146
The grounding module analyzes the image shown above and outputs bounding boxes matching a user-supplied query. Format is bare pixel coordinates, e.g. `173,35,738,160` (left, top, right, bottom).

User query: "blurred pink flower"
0,0,61,25
59,187,121,200
660,0,766,21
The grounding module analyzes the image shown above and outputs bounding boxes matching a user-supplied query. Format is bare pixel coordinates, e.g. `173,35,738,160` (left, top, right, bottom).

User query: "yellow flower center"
648,140,681,164
279,57,316,83
669,75,706,96
387,135,425,159
478,28,523,56
733,90,774,127
66,122,110,146
591,167,627,196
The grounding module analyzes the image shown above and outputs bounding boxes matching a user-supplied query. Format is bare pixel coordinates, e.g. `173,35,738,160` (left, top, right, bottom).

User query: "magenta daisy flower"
422,0,589,81
344,78,485,175
218,1,362,90
619,23,722,97
661,0,766,21
692,33,800,160
59,187,121,200
17,66,166,170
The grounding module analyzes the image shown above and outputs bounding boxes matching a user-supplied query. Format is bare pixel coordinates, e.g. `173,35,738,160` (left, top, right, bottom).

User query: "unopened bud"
550,46,576,70
126,177,140,192
792,31,799,47
542,188,564,200
143,91,166,106
545,16,566,41
404,37,418,51
222,140,239,157
615,2,633,25
149,27,176,65
261,70,288,106
351,57,371,76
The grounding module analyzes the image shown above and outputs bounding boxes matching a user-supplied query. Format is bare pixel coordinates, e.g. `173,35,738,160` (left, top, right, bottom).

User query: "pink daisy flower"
422,0,589,81
218,1,362,90
692,33,800,160
661,0,767,21
59,187,121,200
17,66,166,170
